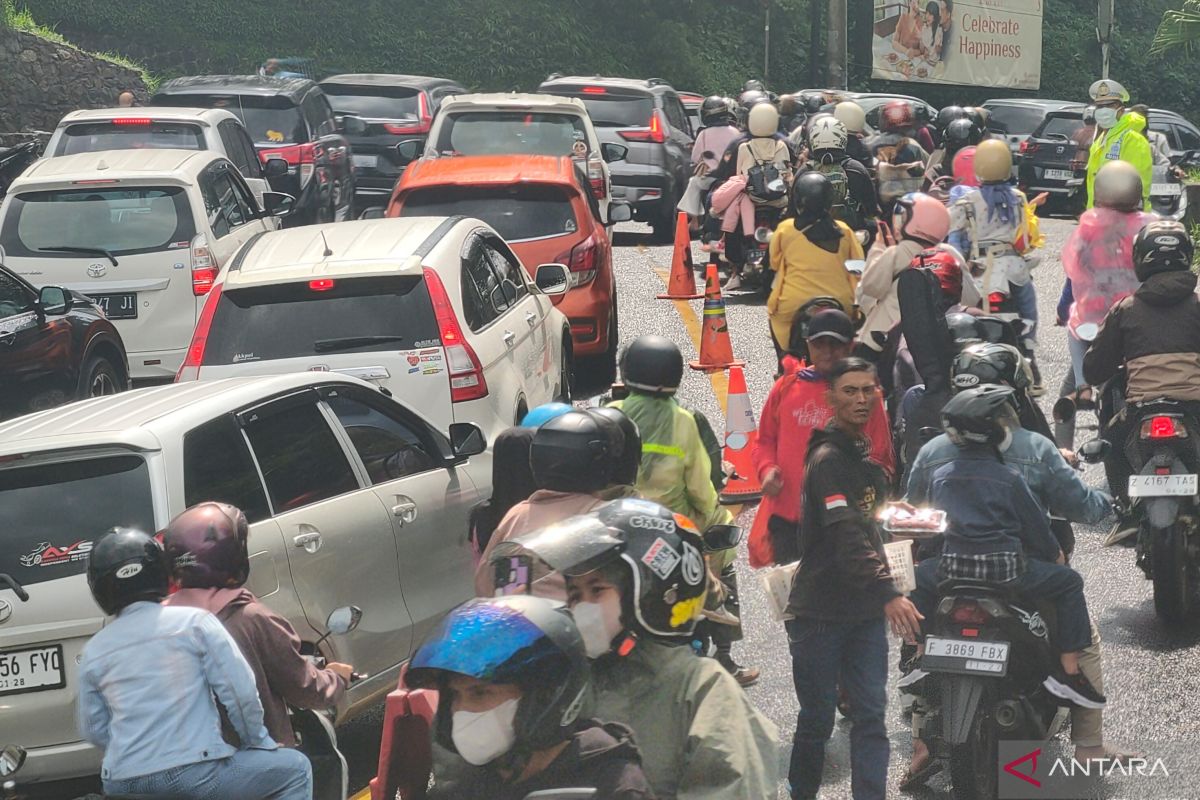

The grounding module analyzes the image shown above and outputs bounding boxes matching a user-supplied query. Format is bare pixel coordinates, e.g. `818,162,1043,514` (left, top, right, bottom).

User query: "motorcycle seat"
937,577,1011,596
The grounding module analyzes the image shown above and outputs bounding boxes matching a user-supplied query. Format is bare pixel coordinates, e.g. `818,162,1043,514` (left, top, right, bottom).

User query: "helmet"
778,94,799,117
945,311,985,349
936,105,967,130
163,502,249,589
738,89,767,110
963,106,988,128
911,247,965,305
1093,160,1144,212
952,342,1033,393
892,193,950,245
914,104,931,125
407,595,590,762
808,116,848,153
881,100,915,133
791,172,835,216
1133,219,1195,282
748,102,779,137
952,146,979,187
499,499,709,640
587,406,641,487
529,411,622,493
87,527,170,616
944,118,982,150
802,92,827,114
700,95,735,127
973,139,1012,183
620,335,682,395
742,79,766,94
833,101,865,133
521,402,573,428
941,385,1020,449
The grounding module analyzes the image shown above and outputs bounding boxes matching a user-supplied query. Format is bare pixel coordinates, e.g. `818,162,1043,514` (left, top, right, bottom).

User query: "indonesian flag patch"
824,494,848,510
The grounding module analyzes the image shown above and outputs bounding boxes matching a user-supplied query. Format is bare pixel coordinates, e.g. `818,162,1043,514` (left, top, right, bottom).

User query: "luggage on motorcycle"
744,144,786,204
898,268,953,395
808,160,862,229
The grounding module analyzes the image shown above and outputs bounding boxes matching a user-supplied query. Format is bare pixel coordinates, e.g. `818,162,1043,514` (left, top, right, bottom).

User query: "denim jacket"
78,602,275,781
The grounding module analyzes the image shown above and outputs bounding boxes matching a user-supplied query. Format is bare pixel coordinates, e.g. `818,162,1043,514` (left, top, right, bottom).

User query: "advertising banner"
871,0,1043,89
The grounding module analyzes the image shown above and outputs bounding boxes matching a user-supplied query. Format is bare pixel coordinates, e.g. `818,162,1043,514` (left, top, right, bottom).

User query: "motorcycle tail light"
1141,415,1187,440
950,602,991,625
987,292,1006,313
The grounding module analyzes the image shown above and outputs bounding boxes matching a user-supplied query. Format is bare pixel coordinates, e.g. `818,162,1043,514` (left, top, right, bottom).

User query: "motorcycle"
745,203,783,299
1149,162,1188,221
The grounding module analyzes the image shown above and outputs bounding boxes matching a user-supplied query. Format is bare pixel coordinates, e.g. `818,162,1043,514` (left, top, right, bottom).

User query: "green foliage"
1152,0,1200,54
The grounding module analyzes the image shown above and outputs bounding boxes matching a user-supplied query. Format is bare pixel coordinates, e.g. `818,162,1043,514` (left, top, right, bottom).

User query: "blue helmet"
521,402,573,428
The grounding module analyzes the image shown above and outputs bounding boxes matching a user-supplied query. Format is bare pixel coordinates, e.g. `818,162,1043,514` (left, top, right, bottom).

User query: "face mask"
451,697,519,766
572,597,624,658
1094,107,1120,130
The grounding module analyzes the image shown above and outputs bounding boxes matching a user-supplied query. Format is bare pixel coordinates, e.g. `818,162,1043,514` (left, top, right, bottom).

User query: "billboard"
871,0,1043,89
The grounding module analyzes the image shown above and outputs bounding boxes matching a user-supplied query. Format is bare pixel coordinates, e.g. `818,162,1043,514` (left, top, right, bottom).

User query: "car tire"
79,355,121,400
651,193,677,243
596,297,619,386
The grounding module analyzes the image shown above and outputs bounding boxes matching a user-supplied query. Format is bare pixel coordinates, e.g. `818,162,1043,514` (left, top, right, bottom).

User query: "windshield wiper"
313,335,405,353
0,572,29,602
38,246,118,266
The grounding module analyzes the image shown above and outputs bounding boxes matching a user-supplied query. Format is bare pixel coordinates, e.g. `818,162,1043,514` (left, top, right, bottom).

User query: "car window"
324,392,438,483
1035,115,1085,141
434,111,590,157
324,85,421,120
234,127,264,178
398,185,578,242
302,93,336,137
0,455,154,588
985,105,1051,137
242,398,359,513
316,95,338,137
218,120,253,175
555,91,655,128
460,238,503,331
484,242,528,308
1174,123,1200,152
183,415,271,523
154,93,308,146
662,94,688,134
0,270,34,318
54,121,206,156
200,163,257,237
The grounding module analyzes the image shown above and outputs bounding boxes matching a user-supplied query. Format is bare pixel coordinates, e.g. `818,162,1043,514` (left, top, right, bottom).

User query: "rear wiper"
0,572,29,602
38,246,118,266
313,335,405,353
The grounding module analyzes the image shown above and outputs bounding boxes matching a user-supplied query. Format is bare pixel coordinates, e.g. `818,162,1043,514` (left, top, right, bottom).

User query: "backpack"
810,160,862,229
744,142,787,204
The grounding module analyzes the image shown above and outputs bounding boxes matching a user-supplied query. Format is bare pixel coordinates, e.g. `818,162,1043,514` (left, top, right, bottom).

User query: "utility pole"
810,0,823,86
828,0,848,89
1097,0,1114,78
764,0,771,84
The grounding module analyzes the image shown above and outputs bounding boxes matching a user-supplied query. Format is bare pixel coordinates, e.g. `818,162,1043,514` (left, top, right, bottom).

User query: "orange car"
386,154,620,375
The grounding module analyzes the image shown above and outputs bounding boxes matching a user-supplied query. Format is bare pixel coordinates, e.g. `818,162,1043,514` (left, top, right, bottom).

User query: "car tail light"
557,234,598,287
950,601,992,626
309,279,336,292
190,234,218,296
618,110,667,144
582,86,607,94
1142,415,1187,440
259,142,318,187
988,291,1006,313
587,153,605,199
176,282,223,382
423,267,488,402
381,93,433,135
112,117,153,126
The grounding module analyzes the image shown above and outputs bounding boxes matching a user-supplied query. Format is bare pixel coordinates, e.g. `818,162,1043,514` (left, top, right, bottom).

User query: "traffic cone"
688,263,744,372
656,212,703,300
719,365,763,504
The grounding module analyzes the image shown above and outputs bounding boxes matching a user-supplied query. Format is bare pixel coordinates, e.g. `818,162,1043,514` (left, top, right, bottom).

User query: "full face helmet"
951,342,1033,393
1133,219,1195,282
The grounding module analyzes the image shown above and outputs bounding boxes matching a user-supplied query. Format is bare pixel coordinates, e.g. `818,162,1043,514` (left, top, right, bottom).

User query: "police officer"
1085,79,1152,210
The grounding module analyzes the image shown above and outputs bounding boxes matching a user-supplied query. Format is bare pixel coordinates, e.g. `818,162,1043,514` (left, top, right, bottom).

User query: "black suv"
319,74,466,209
537,75,693,240
153,76,360,226
0,264,129,418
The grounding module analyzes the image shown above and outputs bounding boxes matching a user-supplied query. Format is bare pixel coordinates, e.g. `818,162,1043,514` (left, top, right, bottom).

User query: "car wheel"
651,195,676,243
80,355,121,400
597,298,619,386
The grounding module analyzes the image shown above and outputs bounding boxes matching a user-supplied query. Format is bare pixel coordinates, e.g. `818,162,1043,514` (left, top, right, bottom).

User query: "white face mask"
451,696,519,766
1094,107,1120,130
572,597,624,659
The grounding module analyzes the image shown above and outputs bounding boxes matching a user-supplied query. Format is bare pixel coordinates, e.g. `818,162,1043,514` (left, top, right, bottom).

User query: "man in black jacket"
786,358,922,800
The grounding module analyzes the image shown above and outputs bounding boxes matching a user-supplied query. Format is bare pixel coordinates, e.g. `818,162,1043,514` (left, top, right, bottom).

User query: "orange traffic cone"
688,263,744,372
657,212,703,300
719,366,763,504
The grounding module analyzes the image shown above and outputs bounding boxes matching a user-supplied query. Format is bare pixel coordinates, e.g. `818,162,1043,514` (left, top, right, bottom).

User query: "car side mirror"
261,191,295,218
448,422,486,460
0,745,27,778
395,139,423,165
339,115,368,136
600,142,628,163
325,605,363,635
358,206,386,220
1183,149,1200,168
263,157,289,178
38,285,70,316
535,263,570,295
1078,438,1111,464
606,202,632,225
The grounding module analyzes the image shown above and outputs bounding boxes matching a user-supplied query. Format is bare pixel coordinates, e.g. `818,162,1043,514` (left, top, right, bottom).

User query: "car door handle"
392,497,418,525
503,330,516,346
293,529,323,554
525,311,538,327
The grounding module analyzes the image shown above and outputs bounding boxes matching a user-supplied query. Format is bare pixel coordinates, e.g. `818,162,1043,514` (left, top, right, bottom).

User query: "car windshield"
1037,116,1086,141
54,121,206,156
1,186,196,258
434,112,590,157
399,184,579,242
565,94,654,128
202,275,439,364
323,85,421,120
155,93,306,145
987,105,1058,137
0,455,155,587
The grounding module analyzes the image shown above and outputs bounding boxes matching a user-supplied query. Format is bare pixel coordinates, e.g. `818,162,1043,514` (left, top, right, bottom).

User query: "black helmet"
962,106,987,129
790,172,835,217
944,118,982,150
87,527,170,616
588,406,642,486
407,595,591,764
1133,219,1194,282
530,411,621,493
620,335,683,396
941,385,1020,449
936,105,967,130
742,79,766,94
738,89,767,110
952,342,1032,393
914,103,931,125
945,311,985,349
700,95,735,127
802,92,826,114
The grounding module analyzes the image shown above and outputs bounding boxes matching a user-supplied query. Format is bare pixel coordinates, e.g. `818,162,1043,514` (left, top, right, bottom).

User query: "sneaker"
897,668,929,691
722,273,743,291
1043,670,1106,709
716,653,761,687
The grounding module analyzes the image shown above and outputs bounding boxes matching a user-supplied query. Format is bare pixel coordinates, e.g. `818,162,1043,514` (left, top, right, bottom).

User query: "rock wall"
0,27,149,134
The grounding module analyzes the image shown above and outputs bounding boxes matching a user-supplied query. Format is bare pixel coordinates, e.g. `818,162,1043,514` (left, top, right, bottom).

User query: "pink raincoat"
1062,207,1155,335
710,174,756,236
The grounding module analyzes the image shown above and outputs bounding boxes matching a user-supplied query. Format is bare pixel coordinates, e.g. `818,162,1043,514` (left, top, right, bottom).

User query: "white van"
0,149,293,380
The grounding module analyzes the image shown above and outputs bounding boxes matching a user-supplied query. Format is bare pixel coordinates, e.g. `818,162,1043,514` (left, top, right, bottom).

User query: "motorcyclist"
962,106,991,139
934,105,967,134
833,100,873,168
923,117,982,195
493,500,780,799
407,595,654,800
778,93,804,134
679,96,742,230
912,103,937,152
522,401,573,428
797,116,878,241
868,100,930,213
1085,79,1152,210
162,502,352,747
78,528,312,799
469,425,537,559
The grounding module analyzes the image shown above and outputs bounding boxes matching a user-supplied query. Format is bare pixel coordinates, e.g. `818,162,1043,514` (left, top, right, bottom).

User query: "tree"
1152,0,1200,55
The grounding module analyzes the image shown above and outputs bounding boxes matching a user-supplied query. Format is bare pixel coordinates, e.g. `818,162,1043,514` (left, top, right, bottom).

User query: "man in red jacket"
751,310,894,566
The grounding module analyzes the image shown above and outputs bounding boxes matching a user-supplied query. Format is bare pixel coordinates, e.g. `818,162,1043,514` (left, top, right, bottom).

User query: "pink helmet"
163,502,250,589
892,193,951,245
953,146,980,187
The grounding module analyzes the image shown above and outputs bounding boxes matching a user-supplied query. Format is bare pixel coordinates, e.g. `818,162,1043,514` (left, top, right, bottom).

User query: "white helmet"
748,103,780,138
833,101,865,134
808,116,848,153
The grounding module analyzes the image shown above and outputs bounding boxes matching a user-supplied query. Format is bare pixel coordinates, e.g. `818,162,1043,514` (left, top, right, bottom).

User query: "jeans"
786,617,889,800
1067,331,1089,388
103,748,312,800
911,557,1092,652
1011,280,1039,343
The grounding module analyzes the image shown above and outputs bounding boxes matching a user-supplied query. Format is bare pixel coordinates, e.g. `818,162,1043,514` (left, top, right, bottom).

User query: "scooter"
745,203,783,299
1149,162,1188,221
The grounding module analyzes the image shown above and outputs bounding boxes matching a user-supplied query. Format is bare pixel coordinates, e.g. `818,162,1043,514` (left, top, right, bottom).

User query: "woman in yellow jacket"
767,172,863,359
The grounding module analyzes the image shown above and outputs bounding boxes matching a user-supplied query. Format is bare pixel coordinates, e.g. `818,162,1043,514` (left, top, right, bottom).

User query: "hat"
806,309,854,343
1089,79,1130,104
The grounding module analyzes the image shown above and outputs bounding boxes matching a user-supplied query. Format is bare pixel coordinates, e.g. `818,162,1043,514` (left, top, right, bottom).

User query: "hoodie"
164,587,345,747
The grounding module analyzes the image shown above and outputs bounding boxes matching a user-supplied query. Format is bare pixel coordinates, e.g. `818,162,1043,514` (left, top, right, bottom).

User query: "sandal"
899,758,942,793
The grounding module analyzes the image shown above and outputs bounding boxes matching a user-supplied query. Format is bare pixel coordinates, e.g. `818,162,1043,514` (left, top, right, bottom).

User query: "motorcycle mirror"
0,745,27,778
325,606,363,637
1053,396,1077,424
702,524,743,552
1075,322,1099,343
1077,438,1111,464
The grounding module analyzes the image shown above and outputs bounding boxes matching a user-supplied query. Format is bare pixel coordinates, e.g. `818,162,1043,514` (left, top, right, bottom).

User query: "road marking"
350,788,371,800
653,267,729,416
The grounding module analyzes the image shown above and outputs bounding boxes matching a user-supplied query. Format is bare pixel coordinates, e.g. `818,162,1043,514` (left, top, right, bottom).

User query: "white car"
0,373,487,783
44,106,286,209
0,149,294,381
176,216,573,444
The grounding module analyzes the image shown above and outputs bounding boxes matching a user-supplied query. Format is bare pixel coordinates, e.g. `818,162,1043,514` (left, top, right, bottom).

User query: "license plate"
352,154,378,168
0,645,65,696
922,636,1010,677
1152,183,1182,196
90,292,137,319
1043,169,1074,181
1129,473,1198,497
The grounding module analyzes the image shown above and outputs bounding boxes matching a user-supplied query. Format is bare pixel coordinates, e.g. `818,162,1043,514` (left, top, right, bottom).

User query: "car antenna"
319,230,333,258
